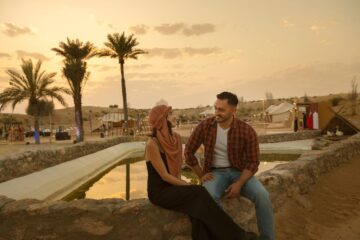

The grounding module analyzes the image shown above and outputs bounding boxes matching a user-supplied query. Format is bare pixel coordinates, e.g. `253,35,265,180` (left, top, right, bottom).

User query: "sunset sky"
0,0,359,113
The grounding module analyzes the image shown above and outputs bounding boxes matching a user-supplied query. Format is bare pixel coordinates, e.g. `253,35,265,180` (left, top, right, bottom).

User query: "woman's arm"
146,139,189,186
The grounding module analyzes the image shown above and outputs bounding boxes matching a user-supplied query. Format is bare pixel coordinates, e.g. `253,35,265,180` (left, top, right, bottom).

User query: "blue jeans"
203,168,275,240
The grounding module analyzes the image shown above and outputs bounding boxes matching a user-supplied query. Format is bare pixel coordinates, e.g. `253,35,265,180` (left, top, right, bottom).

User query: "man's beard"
215,115,226,122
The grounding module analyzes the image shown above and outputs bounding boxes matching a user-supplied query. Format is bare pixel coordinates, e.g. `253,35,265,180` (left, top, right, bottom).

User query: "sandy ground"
275,154,360,240
0,133,113,157
0,124,294,156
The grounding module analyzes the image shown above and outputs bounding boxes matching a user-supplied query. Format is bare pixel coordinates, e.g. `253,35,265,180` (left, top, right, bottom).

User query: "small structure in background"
322,107,359,136
0,116,24,141
55,126,71,141
265,102,293,124
199,107,214,119
92,112,146,136
7,125,25,142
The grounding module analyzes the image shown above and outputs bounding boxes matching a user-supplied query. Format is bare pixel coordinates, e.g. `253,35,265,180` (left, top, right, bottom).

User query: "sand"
275,154,360,240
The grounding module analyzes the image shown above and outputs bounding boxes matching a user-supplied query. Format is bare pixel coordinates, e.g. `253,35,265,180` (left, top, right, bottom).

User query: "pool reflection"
66,158,290,201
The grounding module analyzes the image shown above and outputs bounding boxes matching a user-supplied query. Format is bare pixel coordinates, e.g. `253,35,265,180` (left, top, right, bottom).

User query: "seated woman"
146,105,257,240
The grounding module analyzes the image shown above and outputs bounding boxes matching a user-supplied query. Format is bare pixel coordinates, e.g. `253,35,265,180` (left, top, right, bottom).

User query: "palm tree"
52,38,97,142
99,32,147,131
0,59,70,144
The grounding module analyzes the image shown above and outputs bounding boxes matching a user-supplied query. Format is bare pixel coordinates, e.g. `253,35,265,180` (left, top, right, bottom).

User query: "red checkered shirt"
185,116,260,174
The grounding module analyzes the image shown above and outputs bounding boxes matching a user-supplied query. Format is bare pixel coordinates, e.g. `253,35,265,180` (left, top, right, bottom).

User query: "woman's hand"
201,172,214,183
181,180,191,185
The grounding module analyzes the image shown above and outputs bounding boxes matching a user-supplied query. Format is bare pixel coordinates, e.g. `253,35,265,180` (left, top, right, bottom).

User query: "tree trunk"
126,162,130,201
74,95,84,142
120,61,129,134
34,116,40,144
352,101,357,116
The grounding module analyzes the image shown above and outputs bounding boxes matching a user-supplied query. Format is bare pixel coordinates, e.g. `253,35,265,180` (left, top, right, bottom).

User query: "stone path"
0,142,145,201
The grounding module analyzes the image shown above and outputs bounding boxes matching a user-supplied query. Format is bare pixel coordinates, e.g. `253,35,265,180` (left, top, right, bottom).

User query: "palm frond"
102,32,146,61
1,59,68,113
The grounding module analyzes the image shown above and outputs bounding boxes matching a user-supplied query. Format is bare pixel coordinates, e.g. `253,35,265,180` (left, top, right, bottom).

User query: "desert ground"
275,154,360,240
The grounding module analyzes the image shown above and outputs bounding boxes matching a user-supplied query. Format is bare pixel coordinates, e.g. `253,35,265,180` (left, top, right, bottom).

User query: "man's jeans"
203,168,275,240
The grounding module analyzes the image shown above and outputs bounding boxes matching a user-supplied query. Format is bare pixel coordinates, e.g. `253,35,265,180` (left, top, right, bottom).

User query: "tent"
94,113,137,131
267,102,294,123
100,113,134,122
265,105,276,113
320,104,359,135
199,108,214,118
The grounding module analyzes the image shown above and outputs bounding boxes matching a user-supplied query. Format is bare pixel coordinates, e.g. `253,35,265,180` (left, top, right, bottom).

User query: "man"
185,92,275,240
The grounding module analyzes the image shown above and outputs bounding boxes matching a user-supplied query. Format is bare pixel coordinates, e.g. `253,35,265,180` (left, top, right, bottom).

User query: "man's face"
214,99,236,123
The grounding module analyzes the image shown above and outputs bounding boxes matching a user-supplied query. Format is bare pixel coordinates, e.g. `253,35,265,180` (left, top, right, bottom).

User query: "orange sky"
0,0,359,113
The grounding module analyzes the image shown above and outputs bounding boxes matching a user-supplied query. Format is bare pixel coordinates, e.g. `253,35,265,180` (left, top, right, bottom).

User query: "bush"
331,96,344,106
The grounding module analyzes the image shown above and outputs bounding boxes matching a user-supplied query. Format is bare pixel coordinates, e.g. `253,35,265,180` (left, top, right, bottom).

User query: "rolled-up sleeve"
184,123,204,167
244,126,260,174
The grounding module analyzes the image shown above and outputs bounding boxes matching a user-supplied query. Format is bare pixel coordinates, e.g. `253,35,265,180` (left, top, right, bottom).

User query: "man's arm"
226,126,260,198
184,122,205,179
225,169,253,198
244,126,260,174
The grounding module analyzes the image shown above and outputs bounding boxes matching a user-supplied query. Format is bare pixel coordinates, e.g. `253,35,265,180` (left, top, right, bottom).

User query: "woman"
146,105,257,240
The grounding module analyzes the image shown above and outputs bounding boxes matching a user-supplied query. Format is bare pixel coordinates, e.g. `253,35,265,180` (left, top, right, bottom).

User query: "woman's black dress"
146,152,254,240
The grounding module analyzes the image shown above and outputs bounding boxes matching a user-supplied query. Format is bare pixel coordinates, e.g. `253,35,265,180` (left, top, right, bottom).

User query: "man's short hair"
216,92,239,106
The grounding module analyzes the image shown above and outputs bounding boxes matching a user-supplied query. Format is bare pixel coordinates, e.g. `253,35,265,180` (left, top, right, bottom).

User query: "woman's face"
167,111,177,127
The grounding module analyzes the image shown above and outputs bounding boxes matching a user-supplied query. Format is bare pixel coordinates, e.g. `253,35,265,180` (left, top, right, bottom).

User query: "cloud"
126,64,152,70
154,23,216,36
282,19,295,28
129,24,150,35
146,48,182,59
182,23,216,36
0,52,11,59
1,22,36,37
320,39,331,46
97,20,117,30
88,13,117,30
104,71,190,81
108,24,116,30
230,62,360,100
183,47,221,56
154,23,185,35
145,47,221,59
16,50,51,61
309,25,326,34
89,64,117,72
127,72,190,80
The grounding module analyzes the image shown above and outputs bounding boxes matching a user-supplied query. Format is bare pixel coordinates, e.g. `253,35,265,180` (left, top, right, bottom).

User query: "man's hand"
225,181,242,198
201,172,214,183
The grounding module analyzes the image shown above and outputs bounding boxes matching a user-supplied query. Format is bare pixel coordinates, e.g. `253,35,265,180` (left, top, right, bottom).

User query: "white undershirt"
212,124,231,168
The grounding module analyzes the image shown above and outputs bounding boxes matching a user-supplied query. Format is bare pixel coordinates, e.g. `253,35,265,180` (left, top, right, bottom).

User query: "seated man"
185,91,275,240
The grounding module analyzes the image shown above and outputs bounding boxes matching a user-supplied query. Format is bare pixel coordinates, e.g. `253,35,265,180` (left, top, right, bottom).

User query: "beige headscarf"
148,105,182,177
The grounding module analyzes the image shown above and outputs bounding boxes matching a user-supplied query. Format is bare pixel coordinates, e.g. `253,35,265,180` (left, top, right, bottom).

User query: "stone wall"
257,130,321,143
1,131,320,184
1,133,359,240
0,136,148,183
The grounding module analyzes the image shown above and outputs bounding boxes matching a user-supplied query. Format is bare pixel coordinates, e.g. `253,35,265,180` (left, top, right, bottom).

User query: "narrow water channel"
64,153,300,201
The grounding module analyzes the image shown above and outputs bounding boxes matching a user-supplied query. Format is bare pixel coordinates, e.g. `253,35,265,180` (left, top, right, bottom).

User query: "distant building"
266,102,294,123
199,108,214,118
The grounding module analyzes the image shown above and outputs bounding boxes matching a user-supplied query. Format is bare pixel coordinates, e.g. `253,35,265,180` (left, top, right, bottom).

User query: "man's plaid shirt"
184,116,260,174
